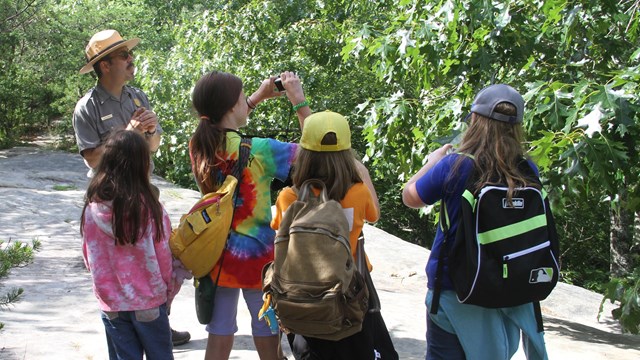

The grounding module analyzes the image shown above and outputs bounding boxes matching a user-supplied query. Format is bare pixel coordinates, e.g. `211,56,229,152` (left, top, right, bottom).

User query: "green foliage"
553,193,610,292
0,238,41,330
379,186,436,248
339,0,640,274
600,267,640,334
340,0,640,197
0,239,40,278
133,0,389,188
52,184,77,191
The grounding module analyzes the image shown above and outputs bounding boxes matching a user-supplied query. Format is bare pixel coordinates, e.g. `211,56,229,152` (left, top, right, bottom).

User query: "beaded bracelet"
292,100,309,111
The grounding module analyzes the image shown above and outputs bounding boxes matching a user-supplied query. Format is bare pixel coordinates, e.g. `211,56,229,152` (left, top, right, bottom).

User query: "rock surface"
0,146,638,359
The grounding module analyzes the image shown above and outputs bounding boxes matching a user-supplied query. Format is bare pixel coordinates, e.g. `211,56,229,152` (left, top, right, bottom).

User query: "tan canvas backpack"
262,179,369,341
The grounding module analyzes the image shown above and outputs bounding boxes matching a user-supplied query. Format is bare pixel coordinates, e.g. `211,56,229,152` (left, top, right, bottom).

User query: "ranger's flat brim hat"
469,84,525,123
79,30,139,74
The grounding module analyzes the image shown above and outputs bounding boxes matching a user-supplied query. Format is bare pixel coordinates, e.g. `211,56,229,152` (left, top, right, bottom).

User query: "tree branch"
4,0,38,22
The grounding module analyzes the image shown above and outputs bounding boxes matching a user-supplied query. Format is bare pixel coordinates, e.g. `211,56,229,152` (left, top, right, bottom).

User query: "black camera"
274,76,285,92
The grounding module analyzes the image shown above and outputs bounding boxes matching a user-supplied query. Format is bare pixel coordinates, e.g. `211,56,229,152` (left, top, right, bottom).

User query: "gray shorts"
205,286,274,337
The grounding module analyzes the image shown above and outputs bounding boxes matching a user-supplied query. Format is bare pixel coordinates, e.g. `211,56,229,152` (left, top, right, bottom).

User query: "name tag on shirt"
101,114,113,121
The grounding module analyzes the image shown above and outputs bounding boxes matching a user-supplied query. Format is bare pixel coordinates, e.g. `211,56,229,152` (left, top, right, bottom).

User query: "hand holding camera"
274,76,285,92
248,72,307,113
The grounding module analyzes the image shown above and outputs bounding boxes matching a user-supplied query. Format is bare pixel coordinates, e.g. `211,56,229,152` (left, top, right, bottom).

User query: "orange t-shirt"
271,182,379,269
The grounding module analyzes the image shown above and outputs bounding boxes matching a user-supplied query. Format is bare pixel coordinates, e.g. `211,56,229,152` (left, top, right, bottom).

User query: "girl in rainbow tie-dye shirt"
189,70,311,360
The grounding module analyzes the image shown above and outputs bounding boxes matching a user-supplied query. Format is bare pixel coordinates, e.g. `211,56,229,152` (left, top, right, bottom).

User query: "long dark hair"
292,133,362,201
452,102,538,200
190,71,243,193
80,130,164,245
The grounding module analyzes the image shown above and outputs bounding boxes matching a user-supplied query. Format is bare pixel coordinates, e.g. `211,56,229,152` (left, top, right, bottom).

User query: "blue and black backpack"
431,159,560,332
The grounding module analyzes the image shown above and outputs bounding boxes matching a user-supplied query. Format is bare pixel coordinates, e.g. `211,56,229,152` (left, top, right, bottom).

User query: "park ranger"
72,29,191,347
73,29,160,177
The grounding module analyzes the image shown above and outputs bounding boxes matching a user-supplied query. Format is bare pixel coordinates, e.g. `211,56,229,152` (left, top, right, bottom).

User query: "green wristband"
292,100,309,111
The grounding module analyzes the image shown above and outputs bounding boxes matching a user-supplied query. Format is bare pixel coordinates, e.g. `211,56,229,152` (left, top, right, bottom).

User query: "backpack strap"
211,137,252,284
431,158,477,315
430,200,450,315
431,158,475,315
231,137,252,181
533,301,544,333
356,232,381,313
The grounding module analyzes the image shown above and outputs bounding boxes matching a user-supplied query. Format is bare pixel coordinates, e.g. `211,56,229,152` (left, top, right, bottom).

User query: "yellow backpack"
170,138,251,278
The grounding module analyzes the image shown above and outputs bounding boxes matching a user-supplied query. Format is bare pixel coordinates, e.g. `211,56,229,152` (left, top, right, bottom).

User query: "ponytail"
190,71,243,193
190,118,226,193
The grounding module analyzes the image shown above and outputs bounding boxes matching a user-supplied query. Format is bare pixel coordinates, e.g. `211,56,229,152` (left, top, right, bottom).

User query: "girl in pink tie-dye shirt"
80,130,174,360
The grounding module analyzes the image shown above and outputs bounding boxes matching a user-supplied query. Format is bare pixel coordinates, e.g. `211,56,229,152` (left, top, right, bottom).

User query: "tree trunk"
634,210,640,266
610,186,636,277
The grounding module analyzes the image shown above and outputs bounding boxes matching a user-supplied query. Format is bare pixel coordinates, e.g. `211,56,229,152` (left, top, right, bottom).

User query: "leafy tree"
134,0,390,189
0,0,43,147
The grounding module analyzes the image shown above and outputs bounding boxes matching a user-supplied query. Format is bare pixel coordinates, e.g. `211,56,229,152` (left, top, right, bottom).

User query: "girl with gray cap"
402,84,549,360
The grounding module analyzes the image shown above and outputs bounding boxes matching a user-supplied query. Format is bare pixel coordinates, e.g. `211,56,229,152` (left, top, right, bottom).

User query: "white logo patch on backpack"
529,267,554,283
502,197,525,209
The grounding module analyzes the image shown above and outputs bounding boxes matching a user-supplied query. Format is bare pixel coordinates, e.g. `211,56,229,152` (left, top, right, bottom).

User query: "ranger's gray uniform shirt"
72,84,163,176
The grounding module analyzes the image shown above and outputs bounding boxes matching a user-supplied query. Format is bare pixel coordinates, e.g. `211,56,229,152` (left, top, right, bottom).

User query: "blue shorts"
205,286,273,337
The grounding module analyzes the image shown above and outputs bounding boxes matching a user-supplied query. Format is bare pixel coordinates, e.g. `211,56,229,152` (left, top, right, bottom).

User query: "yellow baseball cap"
300,111,351,152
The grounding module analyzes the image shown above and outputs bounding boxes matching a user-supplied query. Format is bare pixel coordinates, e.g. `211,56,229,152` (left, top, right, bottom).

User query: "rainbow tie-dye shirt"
202,131,297,289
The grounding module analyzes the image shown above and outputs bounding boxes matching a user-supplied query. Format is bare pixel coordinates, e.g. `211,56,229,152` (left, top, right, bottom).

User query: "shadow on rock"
544,316,640,350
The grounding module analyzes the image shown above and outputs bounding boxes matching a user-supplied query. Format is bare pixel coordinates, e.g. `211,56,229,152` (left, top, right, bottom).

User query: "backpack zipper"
189,195,221,214
478,185,543,197
273,287,340,303
503,241,550,261
290,226,351,253
502,241,550,278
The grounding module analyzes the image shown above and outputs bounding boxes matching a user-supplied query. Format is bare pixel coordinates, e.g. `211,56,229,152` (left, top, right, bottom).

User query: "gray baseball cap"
469,84,524,123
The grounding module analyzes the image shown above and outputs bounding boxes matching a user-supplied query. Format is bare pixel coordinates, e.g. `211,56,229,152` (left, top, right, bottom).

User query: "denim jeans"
426,315,465,360
101,303,173,360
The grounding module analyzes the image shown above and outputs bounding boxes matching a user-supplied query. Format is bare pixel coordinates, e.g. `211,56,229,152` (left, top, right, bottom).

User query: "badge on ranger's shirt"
133,98,142,107
101,114,113,121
